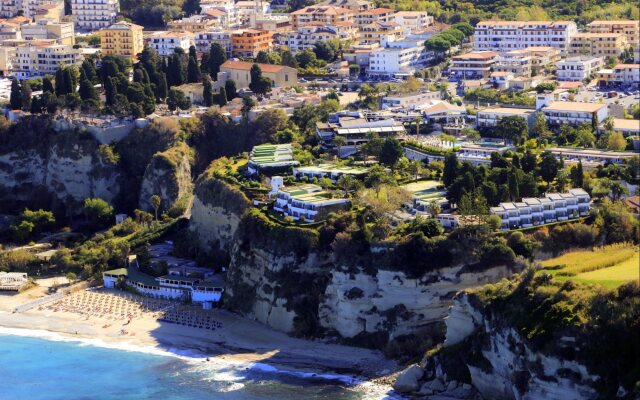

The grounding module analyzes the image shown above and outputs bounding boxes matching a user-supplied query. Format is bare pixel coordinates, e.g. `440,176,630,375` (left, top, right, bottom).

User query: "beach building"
474,21,578,55
274,184,351,222
247,143,299,175
490,189,591,230
0,271,28,291
293,164,369,182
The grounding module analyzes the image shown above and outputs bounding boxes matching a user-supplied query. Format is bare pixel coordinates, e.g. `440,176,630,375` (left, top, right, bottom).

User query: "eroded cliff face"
441,293,600,400
0,133,120,209
139,143,193,214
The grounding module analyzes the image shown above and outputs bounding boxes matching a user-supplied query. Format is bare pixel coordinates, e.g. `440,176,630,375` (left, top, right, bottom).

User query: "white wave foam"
0,325,402,399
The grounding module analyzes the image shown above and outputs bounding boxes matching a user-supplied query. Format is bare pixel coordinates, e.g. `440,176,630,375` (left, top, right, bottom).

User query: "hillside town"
0,0,639,399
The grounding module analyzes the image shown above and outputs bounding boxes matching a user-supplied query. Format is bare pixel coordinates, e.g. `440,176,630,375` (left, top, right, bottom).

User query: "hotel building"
276,25,355,53
292,164,369,182
568,33,627,57
555,56,604,81
99,22,144,61
491,189,591,230
476,107,535,128
11,41,83,78
367,38,429,77
474,21,578,55
393,11,433,34
274,184,351,222
71,0,120,31
548,147,637,167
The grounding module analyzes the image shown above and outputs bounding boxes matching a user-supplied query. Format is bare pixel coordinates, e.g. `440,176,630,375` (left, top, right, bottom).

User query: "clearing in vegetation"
540,243,639,288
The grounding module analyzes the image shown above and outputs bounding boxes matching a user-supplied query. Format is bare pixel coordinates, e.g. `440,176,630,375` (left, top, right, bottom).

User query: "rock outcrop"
139,142,193,215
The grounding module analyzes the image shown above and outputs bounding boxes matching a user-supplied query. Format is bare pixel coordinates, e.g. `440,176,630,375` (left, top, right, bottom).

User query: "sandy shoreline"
0,288,397,386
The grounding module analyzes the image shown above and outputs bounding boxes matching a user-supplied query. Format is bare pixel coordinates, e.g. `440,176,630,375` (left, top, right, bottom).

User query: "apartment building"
587,20,639,48
99,22,144,61
491,189,590,230
367,38,428,77
234,1,269,26
381,91,440,109
393,11,433,34
274,184,350,222
354,7,394,27
33,3,64,21
290,6,354,30
596,64,640,87
11,41,83,78
555,56,604,81
71,0,119,31
276,25,354,53
568,33,627,57
358,21,403,45
474,21,578,54
167,13,226,33
194,31,232,56
20,20,75,45
319,0,372,12
249,14,291,32
449,51,498,79
219,60,297,89
476,107,535,128
0,22,21,41
542,101,608,127
1,0,64,19
146,31,194,57
493,53,532,77
230,29,272,58
199,0,236,25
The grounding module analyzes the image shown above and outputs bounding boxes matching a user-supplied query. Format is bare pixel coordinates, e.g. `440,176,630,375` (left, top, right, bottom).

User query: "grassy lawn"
540,244,639,289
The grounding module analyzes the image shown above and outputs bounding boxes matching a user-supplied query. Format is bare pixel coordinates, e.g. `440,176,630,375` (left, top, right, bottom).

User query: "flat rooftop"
295,164,369,175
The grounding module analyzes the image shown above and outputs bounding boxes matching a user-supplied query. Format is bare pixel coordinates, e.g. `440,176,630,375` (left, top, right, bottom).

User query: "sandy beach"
0,284,397,383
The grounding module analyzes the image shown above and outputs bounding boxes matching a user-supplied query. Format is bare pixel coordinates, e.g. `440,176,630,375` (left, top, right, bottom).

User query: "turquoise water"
0,332,394,400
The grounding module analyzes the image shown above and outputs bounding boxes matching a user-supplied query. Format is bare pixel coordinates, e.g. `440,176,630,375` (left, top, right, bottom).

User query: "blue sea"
0,329,397,400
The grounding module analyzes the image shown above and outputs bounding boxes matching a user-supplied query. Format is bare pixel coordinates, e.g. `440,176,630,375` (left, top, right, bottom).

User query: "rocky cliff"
139,142,193,216
0,128,121,212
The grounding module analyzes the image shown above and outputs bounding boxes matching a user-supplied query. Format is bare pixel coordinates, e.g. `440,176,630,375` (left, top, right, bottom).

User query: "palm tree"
333,135,347,158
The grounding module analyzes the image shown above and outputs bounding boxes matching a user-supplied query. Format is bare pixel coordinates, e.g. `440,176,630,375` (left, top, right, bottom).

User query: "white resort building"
0,272,28,291
490,188,591,230
273,184,350,222
247,143,299,175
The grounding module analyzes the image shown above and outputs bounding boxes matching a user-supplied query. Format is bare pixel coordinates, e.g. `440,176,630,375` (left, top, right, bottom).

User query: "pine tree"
187,55,201,83
255,51,270,64
224,79,237,100
217,87,227,106
280,49,298,68
9,79,21,110
202,75,213,106
209,43,226,79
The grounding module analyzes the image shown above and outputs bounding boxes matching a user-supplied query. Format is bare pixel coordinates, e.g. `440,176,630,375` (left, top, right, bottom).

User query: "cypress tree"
200,52,210,74
9,80,21,110
209,43,226,79
63,68,75,94
55,67,66,96
81,59,97,83
155,72,168,102
202,75,213,106
508,168,520,201
21,81,31,111
105,76,117,106
187,55,201,83
218,87,227,106
224,79,237,100
188,45,197,60
79,69,98,102
43,76,54,94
